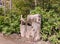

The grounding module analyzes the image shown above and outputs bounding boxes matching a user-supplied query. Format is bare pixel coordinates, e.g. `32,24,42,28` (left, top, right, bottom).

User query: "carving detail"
20,14,41,41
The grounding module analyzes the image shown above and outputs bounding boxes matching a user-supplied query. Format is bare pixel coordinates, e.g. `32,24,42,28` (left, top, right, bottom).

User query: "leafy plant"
0,10,20,34
0,7,4,15
30,7,60,44
48,35,58,44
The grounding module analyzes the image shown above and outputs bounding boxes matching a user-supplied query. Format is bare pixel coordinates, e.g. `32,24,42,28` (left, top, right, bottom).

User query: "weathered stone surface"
20,25,26,37
20,15,26,37
20,14,41,41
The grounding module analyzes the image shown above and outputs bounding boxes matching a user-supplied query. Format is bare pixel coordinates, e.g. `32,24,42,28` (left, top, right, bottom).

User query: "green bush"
0,16,4,32
30,7,60,44
48,35,58,44
0,7,4,15
0,10,20,35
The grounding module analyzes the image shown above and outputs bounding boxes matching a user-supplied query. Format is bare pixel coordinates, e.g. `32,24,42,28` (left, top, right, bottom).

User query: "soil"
0,33,51,44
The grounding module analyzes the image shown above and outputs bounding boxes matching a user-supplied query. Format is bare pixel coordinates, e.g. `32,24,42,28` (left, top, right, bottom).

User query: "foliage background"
0,0,60,44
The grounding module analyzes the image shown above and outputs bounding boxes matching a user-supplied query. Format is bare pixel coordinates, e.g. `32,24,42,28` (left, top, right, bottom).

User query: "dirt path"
0,33,51,44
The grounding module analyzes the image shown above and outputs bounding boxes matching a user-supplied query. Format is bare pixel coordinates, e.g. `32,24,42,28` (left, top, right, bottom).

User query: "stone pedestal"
20,14,41,41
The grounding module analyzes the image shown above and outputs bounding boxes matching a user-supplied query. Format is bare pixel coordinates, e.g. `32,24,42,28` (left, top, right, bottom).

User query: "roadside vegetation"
0,0,60,44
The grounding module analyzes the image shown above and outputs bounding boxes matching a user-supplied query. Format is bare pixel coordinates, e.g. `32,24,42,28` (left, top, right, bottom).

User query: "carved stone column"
20,14,41,41
20,15,26,37
26,14,41,41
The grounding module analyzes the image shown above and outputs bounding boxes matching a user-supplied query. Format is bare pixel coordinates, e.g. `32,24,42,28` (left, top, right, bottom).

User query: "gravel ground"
0,33,51,44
